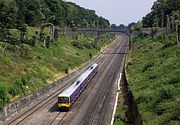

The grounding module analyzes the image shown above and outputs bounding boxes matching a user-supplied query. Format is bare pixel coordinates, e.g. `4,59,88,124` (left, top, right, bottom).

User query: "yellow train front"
58,63,98,111
58,96,71,110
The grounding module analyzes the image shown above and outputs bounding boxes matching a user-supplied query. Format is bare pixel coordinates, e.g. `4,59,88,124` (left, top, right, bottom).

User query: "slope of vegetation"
0,26,116,109
126,34,180,125
0,0,114,109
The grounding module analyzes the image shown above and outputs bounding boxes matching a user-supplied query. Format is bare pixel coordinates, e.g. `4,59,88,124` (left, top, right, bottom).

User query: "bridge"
59,28,166,37
59,28,130,37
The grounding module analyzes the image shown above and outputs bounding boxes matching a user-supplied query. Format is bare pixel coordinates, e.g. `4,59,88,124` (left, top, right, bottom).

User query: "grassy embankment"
0,27,116,109
114,33,180,125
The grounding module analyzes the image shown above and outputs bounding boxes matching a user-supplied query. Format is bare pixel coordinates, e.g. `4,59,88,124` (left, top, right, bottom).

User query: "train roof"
58,63,98,97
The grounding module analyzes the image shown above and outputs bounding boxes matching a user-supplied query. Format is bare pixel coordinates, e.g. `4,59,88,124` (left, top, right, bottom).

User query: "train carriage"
58,63,98,110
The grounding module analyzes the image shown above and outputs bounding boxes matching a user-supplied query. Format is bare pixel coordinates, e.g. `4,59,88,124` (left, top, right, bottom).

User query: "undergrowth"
126,33,180,125
0,27,116,109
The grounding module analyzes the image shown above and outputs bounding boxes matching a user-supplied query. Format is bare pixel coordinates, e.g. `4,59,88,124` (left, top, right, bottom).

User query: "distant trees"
142,0,180,28
0,0,110,49
142,0,180,43
136,21,143,31
111,24,117,29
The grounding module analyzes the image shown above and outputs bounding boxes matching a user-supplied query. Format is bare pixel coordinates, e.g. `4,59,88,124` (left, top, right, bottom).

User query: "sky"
66,0,156,25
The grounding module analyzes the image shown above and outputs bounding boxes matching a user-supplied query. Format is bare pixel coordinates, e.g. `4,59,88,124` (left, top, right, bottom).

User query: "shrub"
31,35,37,47
83,42,92,49
0,85,10,109
91,41,97,48
64,66,69,74
163,41,176,48
89,53,92,59
54,28,59,41
9,80,24,97
71,40,83,49
158,86,174,101
142,62,154,72
9,75,35,97
45,36,51,49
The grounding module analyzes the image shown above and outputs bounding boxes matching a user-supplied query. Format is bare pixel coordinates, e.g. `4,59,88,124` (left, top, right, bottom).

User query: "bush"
71,40,83,49
142,62,154,72
91,41,97,49
163,41,176,48
9,75,35,97
158,86,174,101
83,42,92,49
54,28,59,41
45,36,51,49
9,80,24,97
0,85,10,109
89,53,92,59
64,67,69,74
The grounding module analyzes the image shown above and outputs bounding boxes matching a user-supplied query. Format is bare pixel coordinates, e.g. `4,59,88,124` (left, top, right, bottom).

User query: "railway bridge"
59,28,166,37
59,28,130,37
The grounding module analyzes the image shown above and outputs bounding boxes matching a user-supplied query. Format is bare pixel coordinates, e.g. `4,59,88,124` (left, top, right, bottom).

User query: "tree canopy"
142,0,180,27
0,0,110,28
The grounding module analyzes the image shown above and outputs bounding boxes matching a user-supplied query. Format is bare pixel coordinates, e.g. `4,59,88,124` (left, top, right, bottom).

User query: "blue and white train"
58,63,98,110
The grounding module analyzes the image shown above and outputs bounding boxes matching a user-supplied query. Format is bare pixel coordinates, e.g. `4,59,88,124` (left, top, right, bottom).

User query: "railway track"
54,35,127,125
4,36,123,125
43,36,124,125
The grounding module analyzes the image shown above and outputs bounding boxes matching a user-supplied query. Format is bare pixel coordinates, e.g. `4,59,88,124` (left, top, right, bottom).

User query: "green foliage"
9,75,35,97
83,42,93,49
64,66,69,74
54,28,59,41
89,52,92,59
158,85,174,100
45,36,51,49
127,34,180,124
0,85,10,109
142,0,180,27
0,31,116,109
136,21,143,31
0,0,110,47
71,40,83,49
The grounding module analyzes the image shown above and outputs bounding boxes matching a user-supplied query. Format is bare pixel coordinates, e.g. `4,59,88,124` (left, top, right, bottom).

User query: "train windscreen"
58,97,69,104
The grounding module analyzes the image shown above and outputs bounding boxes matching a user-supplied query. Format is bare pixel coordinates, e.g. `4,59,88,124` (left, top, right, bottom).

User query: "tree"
129,26,135,49
136,21,143,31
166,15,171,34
172,11,180,45
119,24,126,29
81,19,89,28
142,0,180,27
111,24,117,29
151,27,159,39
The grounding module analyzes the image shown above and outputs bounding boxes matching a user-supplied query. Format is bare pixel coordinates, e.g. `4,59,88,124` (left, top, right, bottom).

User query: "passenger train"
58,63,98,110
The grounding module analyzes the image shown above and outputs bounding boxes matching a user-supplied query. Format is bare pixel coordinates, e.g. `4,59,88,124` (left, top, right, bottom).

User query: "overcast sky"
66,0,156,25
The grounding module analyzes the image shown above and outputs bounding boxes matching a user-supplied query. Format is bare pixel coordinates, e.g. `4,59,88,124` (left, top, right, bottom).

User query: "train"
58,63,98,110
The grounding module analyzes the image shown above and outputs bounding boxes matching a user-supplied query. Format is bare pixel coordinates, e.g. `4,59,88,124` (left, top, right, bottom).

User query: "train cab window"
58,97,69,104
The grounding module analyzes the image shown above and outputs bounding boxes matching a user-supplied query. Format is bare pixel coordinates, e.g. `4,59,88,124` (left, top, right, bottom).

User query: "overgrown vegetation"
126,34,180,125
0,0,110,50
0,0,115,110
0,30,116,109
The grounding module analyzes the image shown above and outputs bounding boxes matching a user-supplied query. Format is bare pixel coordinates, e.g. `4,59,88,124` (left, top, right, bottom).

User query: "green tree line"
0,0,110,48
0,0,110,28
129,0,180,45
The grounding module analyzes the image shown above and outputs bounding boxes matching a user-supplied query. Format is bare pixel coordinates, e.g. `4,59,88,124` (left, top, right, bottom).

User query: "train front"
58,96,70,110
